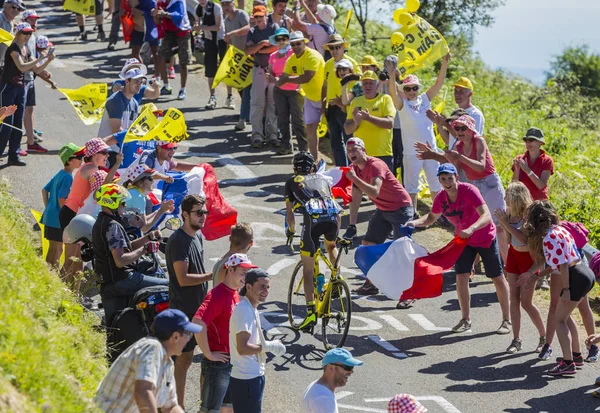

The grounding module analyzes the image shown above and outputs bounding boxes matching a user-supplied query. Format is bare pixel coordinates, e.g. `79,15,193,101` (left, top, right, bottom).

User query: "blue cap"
269,27,290,46
322,348,363,367
437,163,458,176
152,309,203,335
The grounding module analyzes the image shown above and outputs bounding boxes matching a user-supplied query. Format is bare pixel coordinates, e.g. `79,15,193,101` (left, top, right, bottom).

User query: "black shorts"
59,205,77,232
364,205,414,244
95,0,103,16
203,38,228,78
455,237,504,278
567,263,595,301
300,215,338,257
25,81,35,106
44,225,63,242
130,29,144,47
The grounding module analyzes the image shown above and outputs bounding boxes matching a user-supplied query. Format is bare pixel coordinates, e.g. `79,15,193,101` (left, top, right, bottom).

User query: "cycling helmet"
94,183,131,210
292,151,316,175
64,214,96,244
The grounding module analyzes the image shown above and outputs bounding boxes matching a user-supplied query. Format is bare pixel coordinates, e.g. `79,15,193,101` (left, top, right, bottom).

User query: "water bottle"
316,273,325,294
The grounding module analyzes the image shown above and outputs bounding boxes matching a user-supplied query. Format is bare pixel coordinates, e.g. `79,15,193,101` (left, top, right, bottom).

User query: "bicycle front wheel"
321,279,351,349
287,261,307,329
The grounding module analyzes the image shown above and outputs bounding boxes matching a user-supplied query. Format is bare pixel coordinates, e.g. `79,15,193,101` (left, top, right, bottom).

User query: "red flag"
400,236,468,300
120,0,134,43
321,166,353,206
199,163,238,240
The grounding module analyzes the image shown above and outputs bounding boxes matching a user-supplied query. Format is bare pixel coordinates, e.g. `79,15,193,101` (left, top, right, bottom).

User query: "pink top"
543,225,580,271
269,49,297,91
64,163,95,212
432,182,496,248
456,136,496,181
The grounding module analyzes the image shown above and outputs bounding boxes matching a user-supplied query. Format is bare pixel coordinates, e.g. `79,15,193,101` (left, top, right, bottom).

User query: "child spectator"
212,222,254,288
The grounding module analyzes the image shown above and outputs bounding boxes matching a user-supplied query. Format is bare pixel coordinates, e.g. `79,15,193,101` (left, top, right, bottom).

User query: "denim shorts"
200,358,232,412
230,376,265,413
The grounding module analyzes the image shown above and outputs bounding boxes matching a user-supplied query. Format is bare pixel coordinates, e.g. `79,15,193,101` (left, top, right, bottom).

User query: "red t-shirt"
511,150,554,201
432,182,496,248
352,157,411,211
456,136,496,181
193,283,240,354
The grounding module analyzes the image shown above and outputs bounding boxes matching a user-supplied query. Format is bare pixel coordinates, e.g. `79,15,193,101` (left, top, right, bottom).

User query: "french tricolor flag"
319,166,353,206
355,234,468,300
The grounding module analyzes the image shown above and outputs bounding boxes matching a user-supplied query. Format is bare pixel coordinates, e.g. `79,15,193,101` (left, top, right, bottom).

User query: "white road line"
350,315,382,331
226,194,279,213
367,335,407,359
217,155,258,182
364,396,461,413
266,258,297,276
377,314,409,331
351,295,381,302
335,391,354,400
408,314,452,331
259,313,282,335
338,404,385,412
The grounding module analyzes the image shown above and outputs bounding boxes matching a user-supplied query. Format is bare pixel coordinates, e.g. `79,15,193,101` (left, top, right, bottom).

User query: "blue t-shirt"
112,80,148,105
41,170,73,229
97,90,140,138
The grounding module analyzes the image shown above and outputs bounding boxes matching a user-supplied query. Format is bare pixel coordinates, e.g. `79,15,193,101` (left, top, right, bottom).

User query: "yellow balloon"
406,0,420,13
391,31,405,46
392,8,408,25
396,12,415,27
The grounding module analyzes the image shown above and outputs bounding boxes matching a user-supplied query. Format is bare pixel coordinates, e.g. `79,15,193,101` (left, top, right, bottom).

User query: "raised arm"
426,53,450,101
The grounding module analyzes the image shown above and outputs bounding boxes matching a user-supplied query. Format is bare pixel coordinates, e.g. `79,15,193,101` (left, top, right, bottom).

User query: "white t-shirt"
203,2,225,41
449,104,485,149
398,93,436,155
229,298,265,380
301,381,338,413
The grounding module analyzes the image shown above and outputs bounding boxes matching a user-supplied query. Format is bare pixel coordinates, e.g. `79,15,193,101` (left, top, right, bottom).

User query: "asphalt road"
3,2,600,412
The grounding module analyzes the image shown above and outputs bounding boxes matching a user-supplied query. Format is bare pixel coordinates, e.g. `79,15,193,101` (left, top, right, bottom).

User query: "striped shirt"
94,337,178,412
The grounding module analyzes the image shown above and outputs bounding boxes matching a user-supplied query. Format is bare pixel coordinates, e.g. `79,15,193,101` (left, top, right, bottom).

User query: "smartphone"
48,46,55,55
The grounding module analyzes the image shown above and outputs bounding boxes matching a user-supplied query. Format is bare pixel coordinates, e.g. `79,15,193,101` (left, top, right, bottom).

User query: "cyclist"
285,151,342,330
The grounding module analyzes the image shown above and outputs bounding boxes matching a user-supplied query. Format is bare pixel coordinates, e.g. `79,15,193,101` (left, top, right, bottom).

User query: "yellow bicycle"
287,238,352,349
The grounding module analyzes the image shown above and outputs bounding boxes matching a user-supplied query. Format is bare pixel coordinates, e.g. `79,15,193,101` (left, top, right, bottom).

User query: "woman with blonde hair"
494,182,545,354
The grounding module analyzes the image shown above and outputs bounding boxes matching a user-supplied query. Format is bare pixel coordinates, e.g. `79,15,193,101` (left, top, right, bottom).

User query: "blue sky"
473,0,600,83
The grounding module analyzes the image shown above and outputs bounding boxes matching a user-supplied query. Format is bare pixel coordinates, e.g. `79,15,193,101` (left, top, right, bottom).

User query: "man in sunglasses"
166,194,213,409
302,348,363,413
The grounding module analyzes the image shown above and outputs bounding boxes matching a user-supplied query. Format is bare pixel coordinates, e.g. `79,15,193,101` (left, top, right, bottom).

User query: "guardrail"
583,244,599,261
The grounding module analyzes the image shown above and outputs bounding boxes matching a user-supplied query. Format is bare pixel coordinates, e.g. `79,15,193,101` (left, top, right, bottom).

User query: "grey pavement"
3,2,600,412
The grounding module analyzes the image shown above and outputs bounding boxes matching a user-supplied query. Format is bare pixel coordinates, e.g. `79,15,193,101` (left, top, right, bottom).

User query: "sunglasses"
290,42,303,47
98,150,109,155
183,330,194,338
331,363,354,372
10,5,19,10
275,37,288,42
523,138,537,143
144,176,154,182
329,45,344,50
403,86,419,92
454,125,468,132
190,209,209,217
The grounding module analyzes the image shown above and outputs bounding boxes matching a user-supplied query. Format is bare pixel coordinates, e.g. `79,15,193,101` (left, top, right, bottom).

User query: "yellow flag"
31,209,65,265
59,83,108,125
342,9,353,39
63,0,96,15
417,170,431,200
0,28,13,47
124,104,160,143
212,45,254,90
433,90,447,148
317,113,328,138
125,107,189,143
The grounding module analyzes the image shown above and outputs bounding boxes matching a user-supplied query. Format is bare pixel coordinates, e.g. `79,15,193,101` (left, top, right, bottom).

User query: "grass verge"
0,179,106,412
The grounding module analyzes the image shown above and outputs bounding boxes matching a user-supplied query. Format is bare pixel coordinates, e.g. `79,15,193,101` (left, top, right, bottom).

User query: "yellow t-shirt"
347,94,396,157
283,47,325,102
324,55,361,101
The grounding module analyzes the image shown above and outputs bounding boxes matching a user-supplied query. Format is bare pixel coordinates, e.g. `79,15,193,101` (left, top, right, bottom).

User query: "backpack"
560,221,589,249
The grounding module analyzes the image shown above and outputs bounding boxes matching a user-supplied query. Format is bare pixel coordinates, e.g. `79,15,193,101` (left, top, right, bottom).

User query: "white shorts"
304,98,322,125
403,155,442,194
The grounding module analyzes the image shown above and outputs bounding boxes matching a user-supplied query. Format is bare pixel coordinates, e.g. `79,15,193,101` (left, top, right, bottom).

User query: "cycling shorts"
300,214,338,257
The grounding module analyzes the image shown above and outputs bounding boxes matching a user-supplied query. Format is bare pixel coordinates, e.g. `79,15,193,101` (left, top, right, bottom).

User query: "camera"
340,73,361,86
378,70,389,82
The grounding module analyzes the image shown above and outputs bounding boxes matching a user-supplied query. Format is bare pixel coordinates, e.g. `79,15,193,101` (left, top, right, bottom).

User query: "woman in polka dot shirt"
524,200,595,376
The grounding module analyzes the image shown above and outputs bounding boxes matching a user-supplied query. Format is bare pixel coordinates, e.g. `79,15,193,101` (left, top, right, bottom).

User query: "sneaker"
538,343,553,360
586,345,599,363
97,31,106,42
7,158,26,166
34,135,44,143
205,95,217,109
160,85,173,95
168,66,176,79
535,336,546,353
298,312,317,331
177,89,186,100
546,361,576,376
27,143,48,153
396,299,416,309
497,319,512,335
507,338,522,354
18,149,28,157
106,41,116,51
235,119,246,131
353,280,379,296
536,276,550,291
75,32,88,41
276,147,293,155
34,129,43,138
595,376,600,387
316,158,326,172
224,96,235,110
251,137,264,149
557,355,584,367
452,319,472,333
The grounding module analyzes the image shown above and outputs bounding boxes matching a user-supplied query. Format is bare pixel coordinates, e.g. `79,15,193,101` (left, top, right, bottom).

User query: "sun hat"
35,35,53,49
360,55,378,67
269,27,290,45
289,31,308,44
324,33,348,50
85,138,110,157
453,76,473,91
58,143,85,164
522,127,545,144
124,67,147,80
89,170,108,193
322,348,363,367
152,309,203,336
224,253,258,269
119,58,146,80
157,141,178,149
388,394,427,413
334,59,353,70
361,70,378,82
22,10,40,20
401,74,422,90
123,164,155,185
451,114,478,135
437,163,458,176
316,4,336,26
252,5,267,17
5,0,25,11
15,22,34,33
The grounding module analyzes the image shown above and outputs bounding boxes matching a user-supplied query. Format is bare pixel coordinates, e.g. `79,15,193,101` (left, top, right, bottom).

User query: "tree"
347,0,369,44
547,45,600,98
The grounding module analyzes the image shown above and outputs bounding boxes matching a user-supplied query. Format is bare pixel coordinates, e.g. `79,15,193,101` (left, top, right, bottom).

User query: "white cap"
124,67,147,80
36,35,53,49
119,58,146,80
22,10,40,20
334,59,353,69
316,4,336,26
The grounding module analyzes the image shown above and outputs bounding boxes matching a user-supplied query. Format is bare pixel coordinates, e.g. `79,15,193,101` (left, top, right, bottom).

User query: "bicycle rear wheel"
321,278,351,349
287,261,308,329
